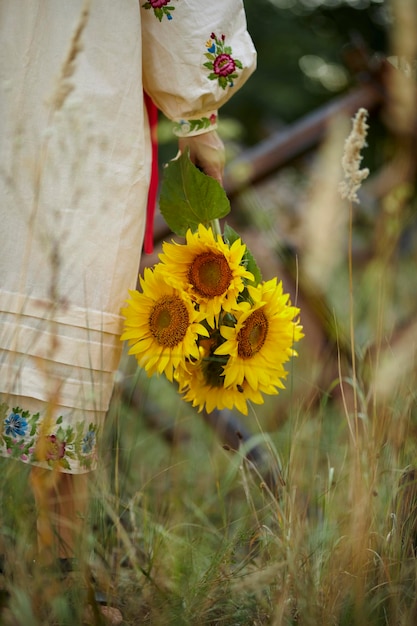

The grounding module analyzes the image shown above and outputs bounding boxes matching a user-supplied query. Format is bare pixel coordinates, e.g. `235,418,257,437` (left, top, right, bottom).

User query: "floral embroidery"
204,33,243,89
82,428,96,454
44,434,66,462
1,404,37,463
173,113,217,137
0,403,99,472
4,411,28,438
142,0,175,21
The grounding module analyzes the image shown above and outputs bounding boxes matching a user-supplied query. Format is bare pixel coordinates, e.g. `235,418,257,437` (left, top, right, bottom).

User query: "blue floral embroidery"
204,33,243,89
4,411,28,438
82,429,96,454
142,0,175,21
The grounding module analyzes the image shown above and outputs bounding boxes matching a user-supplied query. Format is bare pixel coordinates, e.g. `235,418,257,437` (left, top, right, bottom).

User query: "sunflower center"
149,295,189,347
188,252,232,297
237,308,269,358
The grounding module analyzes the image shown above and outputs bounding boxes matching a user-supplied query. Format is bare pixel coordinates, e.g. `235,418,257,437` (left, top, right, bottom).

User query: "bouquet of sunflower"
121,152,303,415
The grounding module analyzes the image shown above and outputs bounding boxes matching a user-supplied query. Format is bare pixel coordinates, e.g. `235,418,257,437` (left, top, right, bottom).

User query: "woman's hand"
178,130,225,185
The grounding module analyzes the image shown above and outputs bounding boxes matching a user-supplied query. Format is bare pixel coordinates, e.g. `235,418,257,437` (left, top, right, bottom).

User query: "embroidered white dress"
0,0,256,473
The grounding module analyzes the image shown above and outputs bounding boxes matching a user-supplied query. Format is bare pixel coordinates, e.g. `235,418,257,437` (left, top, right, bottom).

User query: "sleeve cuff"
172,112,218,137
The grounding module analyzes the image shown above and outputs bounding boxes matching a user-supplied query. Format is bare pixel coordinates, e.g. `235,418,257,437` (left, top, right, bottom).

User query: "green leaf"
60,458,72,470
159,150,230,237
223,223,262,286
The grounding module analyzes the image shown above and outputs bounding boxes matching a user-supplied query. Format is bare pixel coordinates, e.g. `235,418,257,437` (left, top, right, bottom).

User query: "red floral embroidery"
45,434,66,461
204,33,243,89
213,53,236,77
142,0,175,21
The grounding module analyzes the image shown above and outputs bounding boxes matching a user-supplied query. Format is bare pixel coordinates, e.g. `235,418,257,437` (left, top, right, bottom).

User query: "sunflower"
158,223,254,326
215,278,303,391
121,266,209,381
175,350,267,415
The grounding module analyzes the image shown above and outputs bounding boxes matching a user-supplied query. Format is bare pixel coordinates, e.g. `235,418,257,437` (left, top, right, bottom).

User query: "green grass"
77,350,417,624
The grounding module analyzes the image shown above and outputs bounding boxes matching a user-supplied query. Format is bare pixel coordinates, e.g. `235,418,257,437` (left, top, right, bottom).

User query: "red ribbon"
143,92,159,254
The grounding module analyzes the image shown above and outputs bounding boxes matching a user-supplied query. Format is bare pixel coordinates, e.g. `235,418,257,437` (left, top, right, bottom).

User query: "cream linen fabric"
0,0,256,472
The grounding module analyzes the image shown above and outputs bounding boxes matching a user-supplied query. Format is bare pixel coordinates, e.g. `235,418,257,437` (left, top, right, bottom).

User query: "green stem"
348,200,358,448
210,218,222,237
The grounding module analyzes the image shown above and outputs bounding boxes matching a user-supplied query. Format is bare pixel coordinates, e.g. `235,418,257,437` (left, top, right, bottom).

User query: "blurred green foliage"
222,0,389,143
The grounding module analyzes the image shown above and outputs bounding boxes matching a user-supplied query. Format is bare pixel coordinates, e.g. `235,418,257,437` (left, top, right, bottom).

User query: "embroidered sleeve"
141,0,256,137
172,112,218,138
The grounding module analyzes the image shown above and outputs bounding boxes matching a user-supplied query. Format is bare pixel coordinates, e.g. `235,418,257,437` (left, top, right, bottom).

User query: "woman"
0,0,256,617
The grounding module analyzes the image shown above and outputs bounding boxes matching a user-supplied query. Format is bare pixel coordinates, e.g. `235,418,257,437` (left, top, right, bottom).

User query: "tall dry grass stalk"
338,107,378,617
48,0,91,113
339,107,369,442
